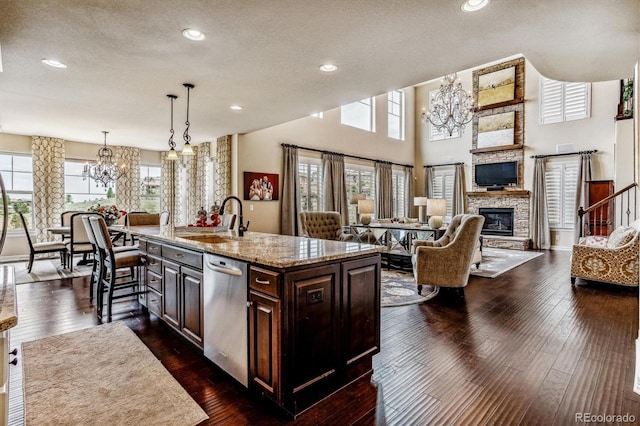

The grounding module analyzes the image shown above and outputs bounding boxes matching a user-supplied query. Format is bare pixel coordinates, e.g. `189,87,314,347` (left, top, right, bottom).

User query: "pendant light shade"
181,83,195,156
166,94,179,160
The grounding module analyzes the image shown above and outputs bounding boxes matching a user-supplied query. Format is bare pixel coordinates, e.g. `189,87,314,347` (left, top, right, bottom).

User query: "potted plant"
622,78,634,117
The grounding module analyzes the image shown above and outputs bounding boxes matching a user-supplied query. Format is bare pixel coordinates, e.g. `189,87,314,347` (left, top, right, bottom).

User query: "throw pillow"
579,235,608,248
606,226,637,248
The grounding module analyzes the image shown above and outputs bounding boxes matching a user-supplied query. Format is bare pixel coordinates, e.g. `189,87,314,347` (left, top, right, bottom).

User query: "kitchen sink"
177,234,231,244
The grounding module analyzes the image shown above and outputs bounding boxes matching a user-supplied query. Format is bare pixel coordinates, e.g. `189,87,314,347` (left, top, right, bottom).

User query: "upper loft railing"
577,182,638,238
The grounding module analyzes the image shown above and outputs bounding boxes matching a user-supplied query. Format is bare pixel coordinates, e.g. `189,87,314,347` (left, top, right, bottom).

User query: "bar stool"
89,216,145,322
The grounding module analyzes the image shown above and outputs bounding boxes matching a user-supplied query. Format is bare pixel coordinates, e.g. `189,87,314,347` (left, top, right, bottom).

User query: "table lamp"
413,197,428,223
427,198,447,229
357,199,374,225
350,194,366,224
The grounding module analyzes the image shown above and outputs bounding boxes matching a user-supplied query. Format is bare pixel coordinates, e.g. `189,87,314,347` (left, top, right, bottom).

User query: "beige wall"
236,87,417,234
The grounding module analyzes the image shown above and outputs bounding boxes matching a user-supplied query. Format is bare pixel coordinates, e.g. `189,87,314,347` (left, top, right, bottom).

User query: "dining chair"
89,216,145,322
159,210,170,226
19,212,67,273
60,210,81,241
65,212,102,270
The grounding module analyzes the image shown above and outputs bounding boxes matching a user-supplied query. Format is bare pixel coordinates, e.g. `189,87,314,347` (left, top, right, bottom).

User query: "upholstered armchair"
298,211,353,241
412,214,485,295
570,220,639,287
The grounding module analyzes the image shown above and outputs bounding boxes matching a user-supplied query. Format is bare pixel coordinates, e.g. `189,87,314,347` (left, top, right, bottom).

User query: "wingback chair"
298,211,353,241
412,214,485,296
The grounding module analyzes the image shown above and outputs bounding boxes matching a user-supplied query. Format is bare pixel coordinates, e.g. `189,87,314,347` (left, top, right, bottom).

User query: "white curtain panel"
215,136,232,205
32,136,65,242
115,146,141,214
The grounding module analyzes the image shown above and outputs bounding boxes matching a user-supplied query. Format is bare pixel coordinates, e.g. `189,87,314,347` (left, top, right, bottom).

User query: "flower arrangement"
87,204,123,222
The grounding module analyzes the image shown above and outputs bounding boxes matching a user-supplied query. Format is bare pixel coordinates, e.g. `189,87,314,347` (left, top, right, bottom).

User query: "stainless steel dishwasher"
203,253,248,387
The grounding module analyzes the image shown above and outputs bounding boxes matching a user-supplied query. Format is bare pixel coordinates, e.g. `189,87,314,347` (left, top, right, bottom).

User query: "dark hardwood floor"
7,250,640,425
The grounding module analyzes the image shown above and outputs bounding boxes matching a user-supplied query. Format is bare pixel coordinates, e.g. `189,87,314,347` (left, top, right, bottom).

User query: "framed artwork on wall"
477,66,516,108
243,172,279,201
477,111,515,148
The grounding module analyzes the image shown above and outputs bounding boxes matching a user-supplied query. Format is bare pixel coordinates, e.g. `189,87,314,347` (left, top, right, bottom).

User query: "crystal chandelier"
421,73,475,136
82,131,127,188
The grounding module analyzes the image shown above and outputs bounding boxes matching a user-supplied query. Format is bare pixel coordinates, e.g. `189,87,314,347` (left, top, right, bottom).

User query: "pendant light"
181,83,195,156
166,94,179,160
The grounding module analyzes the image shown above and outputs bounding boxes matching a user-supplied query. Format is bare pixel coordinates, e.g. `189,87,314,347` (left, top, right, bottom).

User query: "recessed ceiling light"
41,59,67,69
319,64,338,72
461,0,490,12
230,105,243,111
182,28,205,41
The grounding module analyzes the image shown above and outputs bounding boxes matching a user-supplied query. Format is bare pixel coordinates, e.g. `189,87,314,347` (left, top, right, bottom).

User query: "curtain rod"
530,149,598,159
281,143,413,168
424,162,464,168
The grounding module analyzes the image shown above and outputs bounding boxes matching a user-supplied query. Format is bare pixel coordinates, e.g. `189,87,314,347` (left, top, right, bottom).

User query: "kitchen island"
125,225,382,417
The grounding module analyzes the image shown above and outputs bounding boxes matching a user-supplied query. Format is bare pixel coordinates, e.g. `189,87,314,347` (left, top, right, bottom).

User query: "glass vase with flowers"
87,204,124,226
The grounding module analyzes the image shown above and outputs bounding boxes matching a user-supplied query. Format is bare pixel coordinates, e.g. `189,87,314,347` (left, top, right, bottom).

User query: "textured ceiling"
0,0,638,151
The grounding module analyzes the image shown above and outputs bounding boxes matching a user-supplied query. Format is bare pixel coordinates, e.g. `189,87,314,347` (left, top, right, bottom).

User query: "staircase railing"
577,182,638,237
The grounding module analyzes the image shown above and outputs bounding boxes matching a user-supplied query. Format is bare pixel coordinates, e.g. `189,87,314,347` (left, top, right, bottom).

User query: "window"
387,90,404,140
430,167,455,217
341,97,375,132
0,153,34,231
64,160,109,211
346,165,375,224
140,165,161,213
298,157,323,212
428,89,460,141
391,170,406,218
545,158,578,229
539,77,591,124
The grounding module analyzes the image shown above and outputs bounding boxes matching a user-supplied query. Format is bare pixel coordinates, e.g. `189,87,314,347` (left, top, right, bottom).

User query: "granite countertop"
0,265,17,332
124,226,383,268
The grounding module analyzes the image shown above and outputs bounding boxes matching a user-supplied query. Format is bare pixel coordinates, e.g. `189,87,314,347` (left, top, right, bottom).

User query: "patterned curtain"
281,145,299,235
531,157,550,249
322,152,348,225
452,164,467,216
403,166,414,219
215,135,232,205
424,167,435,198
574,152,593,243
195,142,212,215
375,162,393,219
32,136,65,242
115,146,141,214
160,152,183,226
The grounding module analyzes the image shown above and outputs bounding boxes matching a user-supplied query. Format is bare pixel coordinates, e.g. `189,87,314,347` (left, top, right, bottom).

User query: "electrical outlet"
250,204,254,211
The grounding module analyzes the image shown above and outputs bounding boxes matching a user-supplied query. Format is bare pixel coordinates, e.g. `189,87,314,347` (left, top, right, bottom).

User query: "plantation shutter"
540,77,591,124
432,168,455,217
545,159,579,229
563,82,590,121
539,78,563,124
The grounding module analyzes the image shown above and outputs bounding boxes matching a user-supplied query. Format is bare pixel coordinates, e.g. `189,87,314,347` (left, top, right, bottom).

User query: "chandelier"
82,131,127,188
421,73,475,136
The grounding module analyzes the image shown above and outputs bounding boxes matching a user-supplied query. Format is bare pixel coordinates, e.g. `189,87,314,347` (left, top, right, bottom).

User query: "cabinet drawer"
138,239,148,253
146,269,162,293
146,241,162,256
162,245,203,270
146,254,162,274
147,289,162,317
250,267,281,297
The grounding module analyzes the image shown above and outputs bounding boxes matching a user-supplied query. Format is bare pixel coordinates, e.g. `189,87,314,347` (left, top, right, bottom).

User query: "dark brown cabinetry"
585,180,614,236
248,255,381,416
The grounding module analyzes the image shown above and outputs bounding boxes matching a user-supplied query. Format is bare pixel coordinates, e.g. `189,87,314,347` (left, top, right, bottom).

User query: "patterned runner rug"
469,248,543,278
22,321,209,426
6,258,92,284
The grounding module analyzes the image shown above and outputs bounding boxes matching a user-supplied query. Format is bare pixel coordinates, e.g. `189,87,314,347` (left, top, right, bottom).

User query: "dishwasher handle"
205,260,243,276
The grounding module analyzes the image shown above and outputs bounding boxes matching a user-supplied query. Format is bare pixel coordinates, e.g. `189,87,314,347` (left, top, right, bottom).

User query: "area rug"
470,248,544,278
7,258,92,284
381,270,439,307
22,321,209,426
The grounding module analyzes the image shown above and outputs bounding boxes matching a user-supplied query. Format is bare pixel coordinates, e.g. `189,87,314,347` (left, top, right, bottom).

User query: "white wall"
236,87,417,234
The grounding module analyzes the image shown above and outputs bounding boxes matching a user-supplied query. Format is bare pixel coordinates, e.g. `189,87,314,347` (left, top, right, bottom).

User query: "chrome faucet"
219,196,249,236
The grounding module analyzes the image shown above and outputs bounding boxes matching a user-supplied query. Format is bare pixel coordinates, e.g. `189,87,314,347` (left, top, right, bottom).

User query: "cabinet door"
162,259,180,330
249,290,281,403
341,257,381,367
181,266,203,346
284,264,340,394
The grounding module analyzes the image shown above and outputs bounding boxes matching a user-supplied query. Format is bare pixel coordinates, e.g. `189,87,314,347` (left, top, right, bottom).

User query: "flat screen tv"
475,161,518,188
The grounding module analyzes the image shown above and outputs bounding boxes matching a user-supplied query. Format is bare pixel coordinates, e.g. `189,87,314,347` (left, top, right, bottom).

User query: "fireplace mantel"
468,190,530,197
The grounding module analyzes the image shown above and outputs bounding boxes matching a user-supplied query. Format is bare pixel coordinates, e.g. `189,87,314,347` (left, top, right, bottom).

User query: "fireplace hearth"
479,208,514,237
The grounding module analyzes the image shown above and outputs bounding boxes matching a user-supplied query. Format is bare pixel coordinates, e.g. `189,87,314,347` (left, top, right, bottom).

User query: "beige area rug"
6,258,92,284
469,248,544,278
22,321,209,426
381,270,439,307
